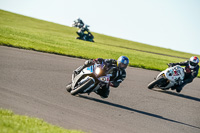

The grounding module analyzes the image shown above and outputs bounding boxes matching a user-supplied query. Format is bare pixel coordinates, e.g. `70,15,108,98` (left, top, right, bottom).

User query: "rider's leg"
176,84,185,93
96,85,110,98
176,76,193,93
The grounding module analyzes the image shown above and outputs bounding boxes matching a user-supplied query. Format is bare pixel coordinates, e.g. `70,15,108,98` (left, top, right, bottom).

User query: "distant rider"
74,56,129,98
168,56,199,92
76,25,90,39
74,18,84,28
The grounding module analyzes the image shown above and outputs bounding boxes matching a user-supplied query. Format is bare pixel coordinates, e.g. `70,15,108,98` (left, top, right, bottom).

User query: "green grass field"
0,9,199,76
0,108,85,133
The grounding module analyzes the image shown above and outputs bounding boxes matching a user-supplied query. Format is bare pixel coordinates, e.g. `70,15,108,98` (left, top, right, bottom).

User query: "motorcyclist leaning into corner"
74,56,129,98
75,18,84,28
168,56,199,93
76,24,90,39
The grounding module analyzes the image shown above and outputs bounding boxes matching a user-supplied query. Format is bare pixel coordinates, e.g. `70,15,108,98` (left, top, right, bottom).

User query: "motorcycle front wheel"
71,79,95,95
147,77,166,89
66,83,72,92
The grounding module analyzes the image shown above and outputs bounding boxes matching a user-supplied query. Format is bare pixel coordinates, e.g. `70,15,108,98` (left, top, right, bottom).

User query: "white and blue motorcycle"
66,63,111,96
148,65,185,90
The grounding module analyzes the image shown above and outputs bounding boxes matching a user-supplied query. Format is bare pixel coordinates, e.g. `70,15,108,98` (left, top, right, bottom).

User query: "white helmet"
189,56,199,69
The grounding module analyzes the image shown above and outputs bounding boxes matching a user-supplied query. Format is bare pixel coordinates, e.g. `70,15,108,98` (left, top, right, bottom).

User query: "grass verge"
0,108,85,133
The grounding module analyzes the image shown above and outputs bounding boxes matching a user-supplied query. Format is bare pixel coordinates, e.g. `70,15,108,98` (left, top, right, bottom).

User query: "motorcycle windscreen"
87,65,94,73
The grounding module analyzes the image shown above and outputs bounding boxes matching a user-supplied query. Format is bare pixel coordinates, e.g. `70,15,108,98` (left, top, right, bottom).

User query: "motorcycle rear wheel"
71,79,95,95
148,78,166,89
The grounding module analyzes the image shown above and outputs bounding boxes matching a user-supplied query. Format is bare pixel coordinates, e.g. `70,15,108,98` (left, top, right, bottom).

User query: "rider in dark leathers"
77,18,84,28
74,18,84,28
74,56,129,98
76,25,90,39
168,56,199,92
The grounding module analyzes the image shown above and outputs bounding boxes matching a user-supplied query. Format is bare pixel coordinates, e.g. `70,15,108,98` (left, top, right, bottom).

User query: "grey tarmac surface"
0,45,200,133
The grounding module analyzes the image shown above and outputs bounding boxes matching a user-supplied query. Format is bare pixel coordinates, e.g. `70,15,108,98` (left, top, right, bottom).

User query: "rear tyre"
71,79,95,95
148,78,166,89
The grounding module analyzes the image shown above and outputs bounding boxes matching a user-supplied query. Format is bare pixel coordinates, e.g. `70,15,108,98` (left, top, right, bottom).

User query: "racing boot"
176,81,185,93
96,86,110,98
171,85,177,90
176,86,183,93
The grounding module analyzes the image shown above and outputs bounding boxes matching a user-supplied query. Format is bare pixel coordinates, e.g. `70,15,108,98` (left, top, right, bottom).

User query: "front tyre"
148,78,166,89
71,79,95,95
66,83,72,92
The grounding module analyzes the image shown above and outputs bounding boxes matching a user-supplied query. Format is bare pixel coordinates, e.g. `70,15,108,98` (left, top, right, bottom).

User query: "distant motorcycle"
76,31,94,42
148,65,185,91
66,62,111,96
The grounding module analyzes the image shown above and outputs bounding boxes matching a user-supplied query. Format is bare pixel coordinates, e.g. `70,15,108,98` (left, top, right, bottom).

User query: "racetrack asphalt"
0,46,200,133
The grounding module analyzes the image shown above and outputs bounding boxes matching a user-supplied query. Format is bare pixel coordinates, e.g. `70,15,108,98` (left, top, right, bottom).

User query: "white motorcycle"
148,65,185,90
66,62,111,96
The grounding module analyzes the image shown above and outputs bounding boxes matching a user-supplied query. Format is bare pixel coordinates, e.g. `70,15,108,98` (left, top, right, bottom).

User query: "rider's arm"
94,58,104,64
80,20,84,24
110,70,126,88
118,70,126,84
169,61,188,67
93,58,117,66
183,65,199,84
191,65,199,78
104,59,117,66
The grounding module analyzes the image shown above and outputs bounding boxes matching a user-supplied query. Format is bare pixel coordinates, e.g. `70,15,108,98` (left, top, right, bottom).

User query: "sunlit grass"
0,108,85,133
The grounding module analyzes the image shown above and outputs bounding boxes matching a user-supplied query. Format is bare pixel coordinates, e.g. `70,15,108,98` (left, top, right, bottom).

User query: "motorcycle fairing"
72,67,95,89
156,65,185,89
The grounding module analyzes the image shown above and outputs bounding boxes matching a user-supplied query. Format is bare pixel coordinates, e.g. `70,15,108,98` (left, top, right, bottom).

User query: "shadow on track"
78,95,200,130
153,89,200,102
